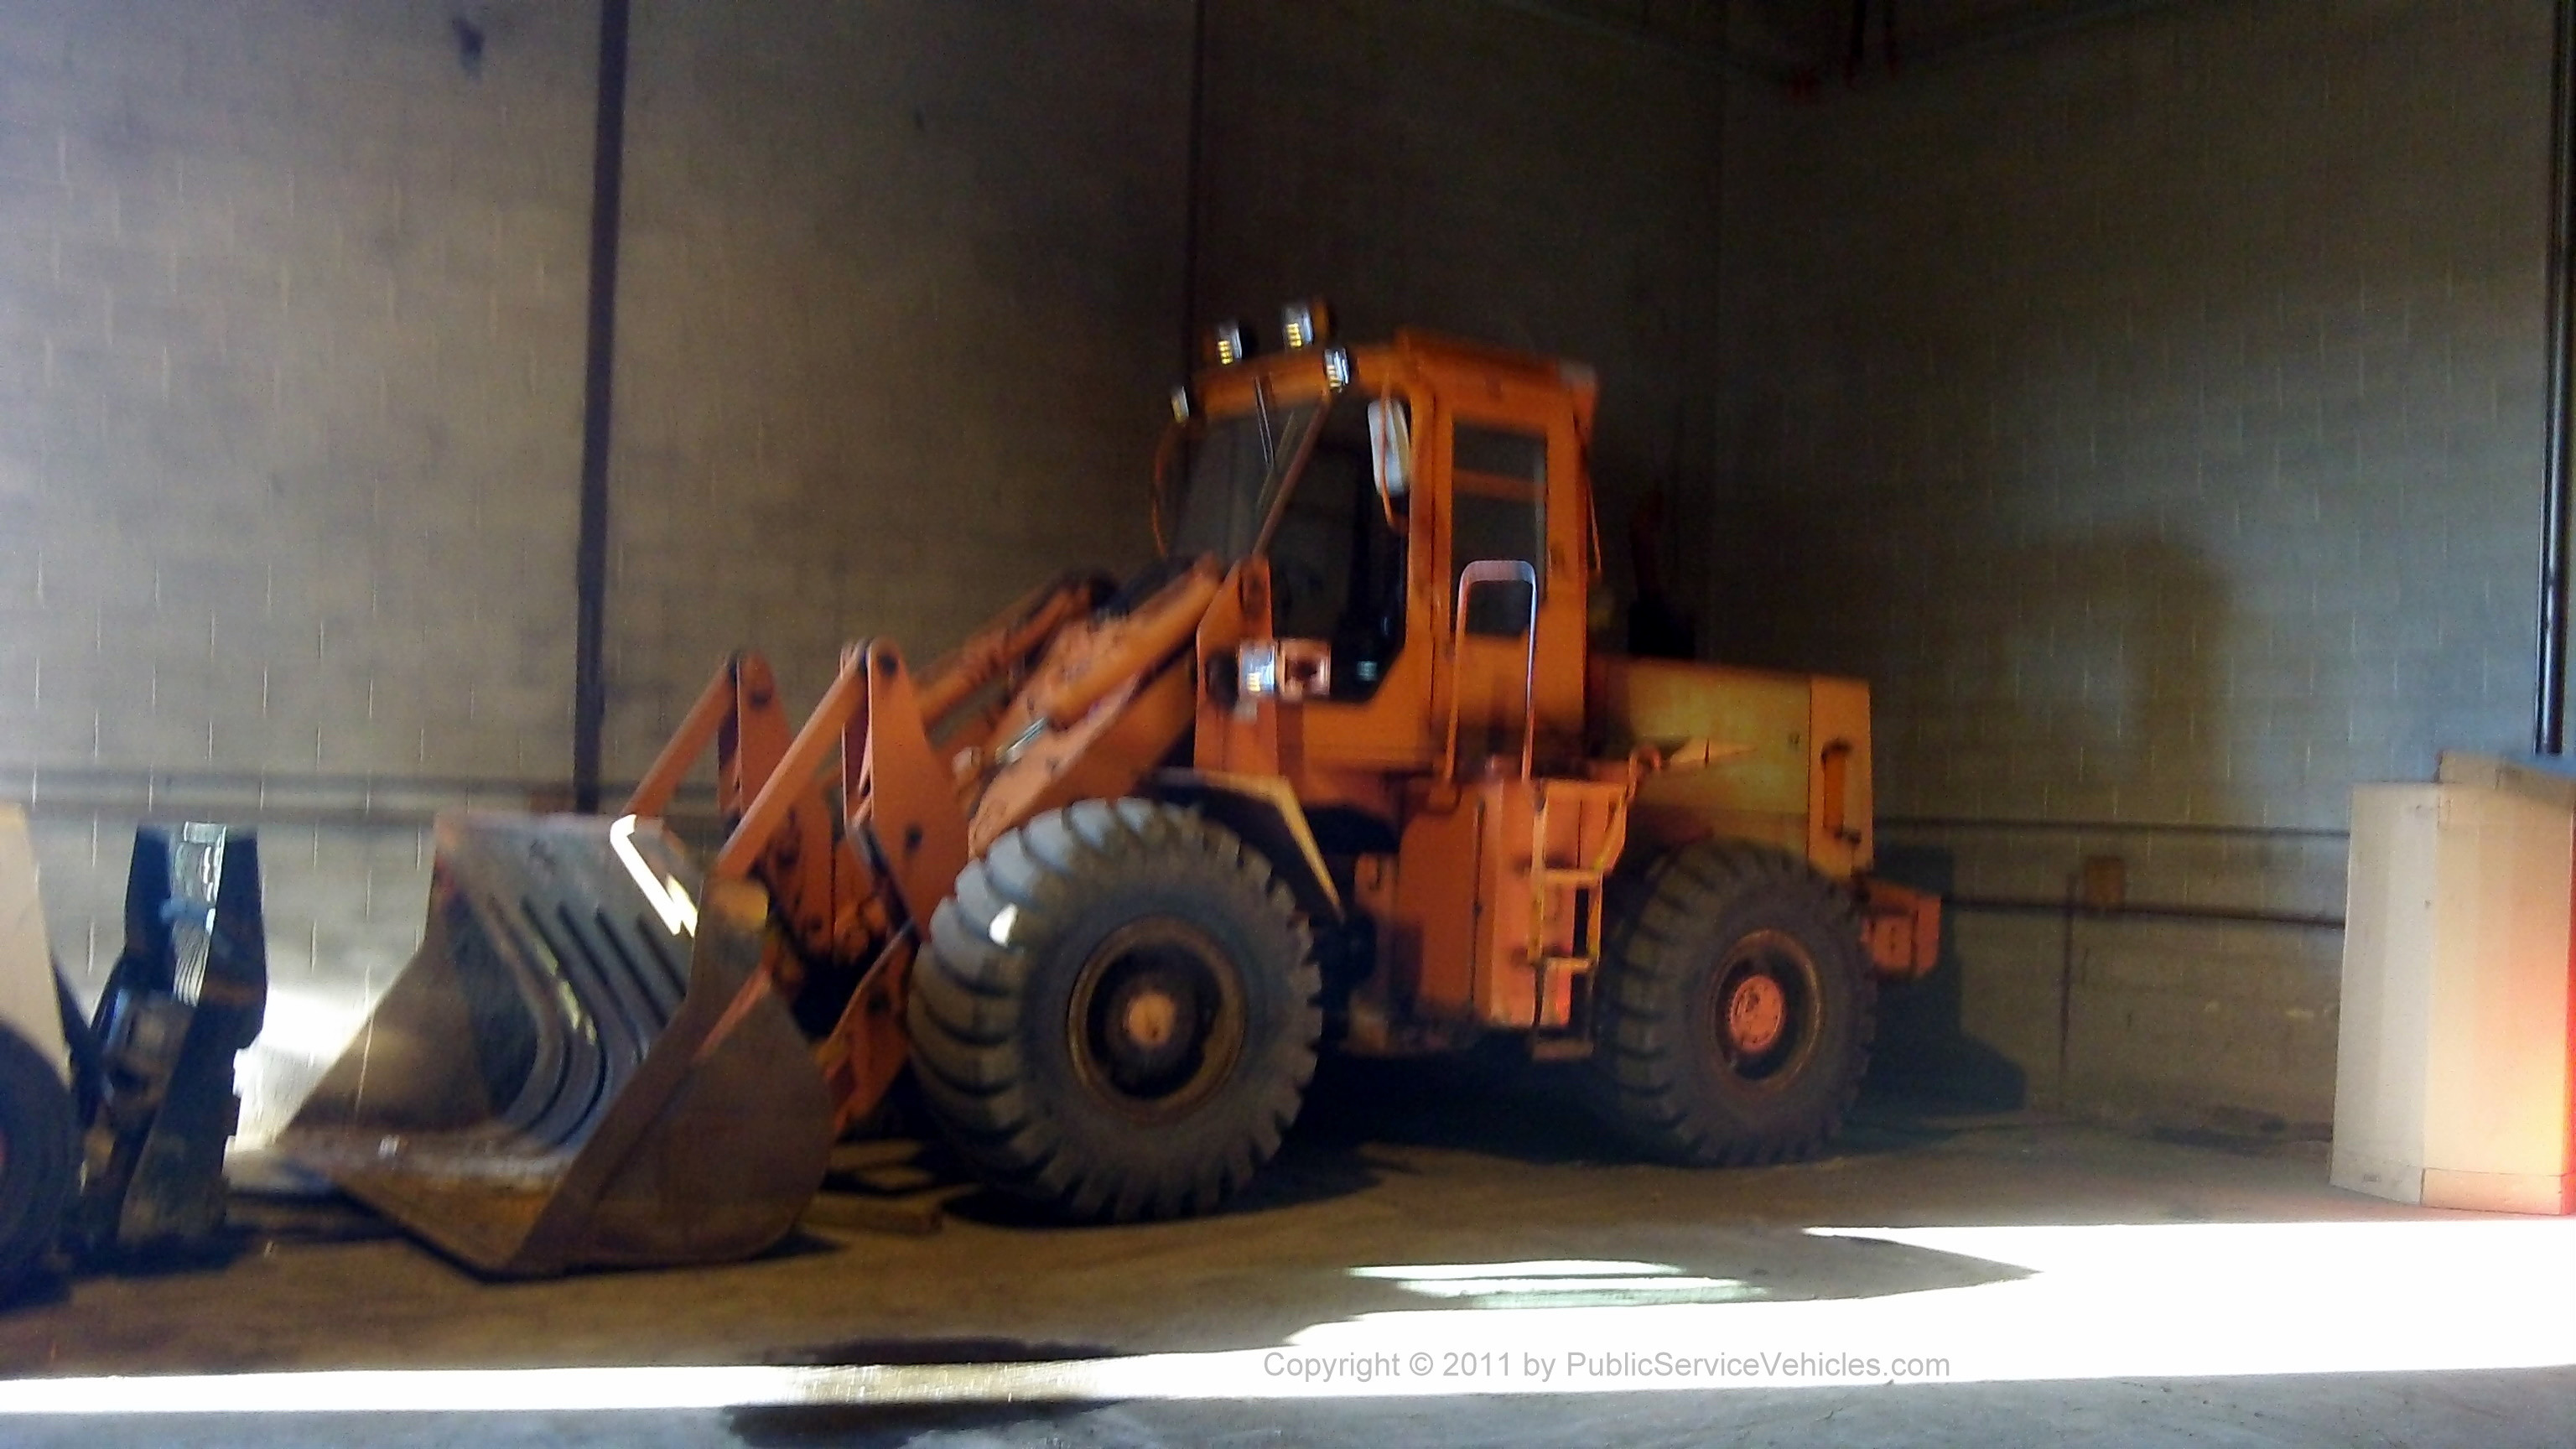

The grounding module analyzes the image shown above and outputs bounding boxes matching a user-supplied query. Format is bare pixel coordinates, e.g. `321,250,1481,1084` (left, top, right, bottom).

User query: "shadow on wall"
1866,844,2027,1111
1705,502,2231,824
1702,493,2243,1110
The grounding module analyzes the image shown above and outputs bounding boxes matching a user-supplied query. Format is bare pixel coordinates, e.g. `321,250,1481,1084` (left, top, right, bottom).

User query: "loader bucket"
277,813,833,1277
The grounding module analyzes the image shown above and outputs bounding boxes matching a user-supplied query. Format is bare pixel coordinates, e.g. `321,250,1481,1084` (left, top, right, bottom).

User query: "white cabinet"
2334,767,2575,1214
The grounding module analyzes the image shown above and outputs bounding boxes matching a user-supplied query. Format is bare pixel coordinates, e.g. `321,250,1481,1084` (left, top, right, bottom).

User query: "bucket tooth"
278,813,831,1276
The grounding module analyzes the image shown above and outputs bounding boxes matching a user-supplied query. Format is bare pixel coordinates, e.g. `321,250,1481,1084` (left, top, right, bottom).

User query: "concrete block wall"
600,0,1193,769
0,1,596,789
0,0,599,1142
1715,1,2554,1127
1192,0,1730,598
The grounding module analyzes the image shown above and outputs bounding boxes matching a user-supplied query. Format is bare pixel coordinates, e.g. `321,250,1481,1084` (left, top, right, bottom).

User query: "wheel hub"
1705,927,1824,1086
1068,918,1247,1122
1724,974,1788,1054
1119,988,1181,1052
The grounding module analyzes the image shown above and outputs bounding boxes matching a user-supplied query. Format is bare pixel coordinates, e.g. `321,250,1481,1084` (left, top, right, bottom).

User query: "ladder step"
1535,868,1602,886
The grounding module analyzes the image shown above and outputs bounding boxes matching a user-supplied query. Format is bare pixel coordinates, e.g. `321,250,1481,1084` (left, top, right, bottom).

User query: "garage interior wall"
0,0,601,1130
1714,0,2555,1129
2,0,2557,1142
600,0,1191,776
1188,0,1729,603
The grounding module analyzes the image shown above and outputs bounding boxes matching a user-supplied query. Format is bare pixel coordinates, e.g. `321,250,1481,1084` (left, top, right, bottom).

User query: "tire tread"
909,800,1319,1221
1592,841,1877,1166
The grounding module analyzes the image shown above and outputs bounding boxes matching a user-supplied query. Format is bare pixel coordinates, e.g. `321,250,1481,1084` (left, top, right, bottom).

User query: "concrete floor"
2,1060,2571,1446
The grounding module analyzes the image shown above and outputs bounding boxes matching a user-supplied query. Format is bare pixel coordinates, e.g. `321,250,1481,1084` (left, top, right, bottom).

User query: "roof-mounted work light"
1204,320,1249,367
1280,298,1332,350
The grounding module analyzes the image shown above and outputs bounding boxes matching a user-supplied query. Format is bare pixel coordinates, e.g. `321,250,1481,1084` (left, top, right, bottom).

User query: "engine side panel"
1587,655,1875,882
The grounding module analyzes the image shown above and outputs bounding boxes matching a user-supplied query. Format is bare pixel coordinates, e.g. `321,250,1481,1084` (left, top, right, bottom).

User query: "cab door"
1256,382,1435,788
1426,371,1588,776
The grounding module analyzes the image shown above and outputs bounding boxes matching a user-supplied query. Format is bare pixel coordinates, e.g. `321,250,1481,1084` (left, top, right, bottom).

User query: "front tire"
1593,842,1875,1165
907,800,1320,1220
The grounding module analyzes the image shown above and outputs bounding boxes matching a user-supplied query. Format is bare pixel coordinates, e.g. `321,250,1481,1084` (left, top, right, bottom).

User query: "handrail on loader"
1444,559,1542,781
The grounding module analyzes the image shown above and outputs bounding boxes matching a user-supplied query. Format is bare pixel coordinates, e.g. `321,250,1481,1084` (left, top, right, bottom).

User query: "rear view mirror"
1368,399,1412,527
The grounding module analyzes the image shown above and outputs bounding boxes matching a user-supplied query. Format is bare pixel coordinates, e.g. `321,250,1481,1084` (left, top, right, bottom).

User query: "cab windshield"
1168,389,1407,702
1169,397,1319,563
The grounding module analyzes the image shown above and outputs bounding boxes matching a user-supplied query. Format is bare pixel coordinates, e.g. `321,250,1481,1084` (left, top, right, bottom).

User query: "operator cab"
1163,303,1597,792
1167,386,1406,702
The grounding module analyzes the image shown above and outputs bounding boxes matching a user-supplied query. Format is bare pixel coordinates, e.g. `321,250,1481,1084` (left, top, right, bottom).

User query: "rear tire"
0,1024,76,1296
908,800,1319,1220
1592,842,1874,1165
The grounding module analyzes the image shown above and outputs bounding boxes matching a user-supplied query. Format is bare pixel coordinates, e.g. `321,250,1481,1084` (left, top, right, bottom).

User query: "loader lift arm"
612,573,1102,1128
616,561,1220,1136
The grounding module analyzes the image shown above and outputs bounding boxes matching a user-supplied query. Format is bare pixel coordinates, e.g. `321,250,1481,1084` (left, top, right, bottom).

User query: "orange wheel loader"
278,304,1943,1275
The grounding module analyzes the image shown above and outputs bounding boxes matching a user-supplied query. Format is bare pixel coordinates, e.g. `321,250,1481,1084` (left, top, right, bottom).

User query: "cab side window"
1451,423,1546,637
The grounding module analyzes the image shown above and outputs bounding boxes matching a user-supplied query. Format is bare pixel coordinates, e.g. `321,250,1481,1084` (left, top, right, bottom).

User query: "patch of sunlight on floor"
6,1218,2569,1413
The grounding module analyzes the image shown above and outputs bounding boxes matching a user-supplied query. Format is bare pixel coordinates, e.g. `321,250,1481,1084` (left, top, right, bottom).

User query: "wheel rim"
1067,918,1247,1123
1705,927,1823,1088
